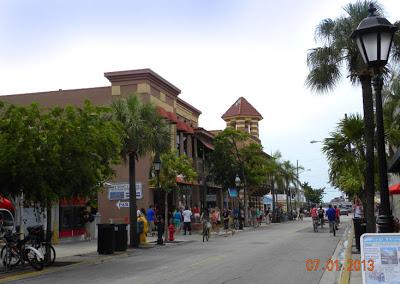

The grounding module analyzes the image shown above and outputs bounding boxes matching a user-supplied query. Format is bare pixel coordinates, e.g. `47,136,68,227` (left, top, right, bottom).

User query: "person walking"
173,208,182,233
250,206,257,227
311,204,319,232
222,208,235,236
299,208,304,221
137,210,148,244
182,206,192,235
147,205,155,237
354,201,363,218
193,204,200,223
326,205,336,234
334,205,340,230
318,206,325,229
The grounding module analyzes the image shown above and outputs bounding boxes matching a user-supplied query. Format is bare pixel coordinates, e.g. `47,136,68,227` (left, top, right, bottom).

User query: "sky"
1,0,400,202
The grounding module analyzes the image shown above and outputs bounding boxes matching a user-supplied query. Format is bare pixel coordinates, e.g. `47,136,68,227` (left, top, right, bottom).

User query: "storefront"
59,198,87,238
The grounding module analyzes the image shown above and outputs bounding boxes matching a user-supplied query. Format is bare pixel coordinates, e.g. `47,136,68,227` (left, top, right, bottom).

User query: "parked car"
340,208,349,216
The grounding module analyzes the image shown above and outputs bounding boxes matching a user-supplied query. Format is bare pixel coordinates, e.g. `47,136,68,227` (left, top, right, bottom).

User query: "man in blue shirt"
147,205,155,236
326,205,336,233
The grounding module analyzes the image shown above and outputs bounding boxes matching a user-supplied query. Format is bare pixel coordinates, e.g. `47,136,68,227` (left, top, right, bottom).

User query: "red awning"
389,183,400,195
176,120,194,134
167,112,178,124
156,106,169,120
197,136,214,150
0,196,15,212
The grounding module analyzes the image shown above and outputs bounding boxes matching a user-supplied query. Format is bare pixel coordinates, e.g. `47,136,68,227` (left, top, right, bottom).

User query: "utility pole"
296,160,299,213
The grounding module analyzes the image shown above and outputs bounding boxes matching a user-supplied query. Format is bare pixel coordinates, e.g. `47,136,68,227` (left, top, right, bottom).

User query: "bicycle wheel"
1,246,21,268
37,244,56,266
24,248,44,271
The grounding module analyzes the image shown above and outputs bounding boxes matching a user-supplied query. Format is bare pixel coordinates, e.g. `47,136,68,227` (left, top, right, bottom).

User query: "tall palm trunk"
360,75,376,233
129,153,139,248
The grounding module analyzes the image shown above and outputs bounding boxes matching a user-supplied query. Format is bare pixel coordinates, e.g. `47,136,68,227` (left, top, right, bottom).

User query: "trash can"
353,218,365,251
114,224,128,251
97,224,115,254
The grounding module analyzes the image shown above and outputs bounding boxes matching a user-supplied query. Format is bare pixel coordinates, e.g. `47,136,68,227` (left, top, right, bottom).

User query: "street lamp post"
153,153,164,245
235,174,243,230
351,4,398,233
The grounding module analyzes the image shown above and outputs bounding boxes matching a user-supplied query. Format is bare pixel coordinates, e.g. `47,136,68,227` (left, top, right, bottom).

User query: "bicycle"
26,226,56,267
202,220,211,242
1,230,44,271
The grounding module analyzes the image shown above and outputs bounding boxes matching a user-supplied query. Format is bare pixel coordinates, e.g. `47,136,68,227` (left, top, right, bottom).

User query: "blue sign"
263,195,273,205
228,188,238,198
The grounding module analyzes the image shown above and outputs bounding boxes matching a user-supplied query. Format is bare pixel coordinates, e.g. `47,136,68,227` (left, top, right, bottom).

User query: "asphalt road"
12,217,351,284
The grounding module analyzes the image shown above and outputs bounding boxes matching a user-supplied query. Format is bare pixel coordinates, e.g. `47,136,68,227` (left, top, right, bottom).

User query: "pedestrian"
299,208,304,221
82,207,93,241
147,205,155,236
326,205,336,233
173,208,182,233
318,206,325,228
137,210,148,244
354,201,363,218
250,207,257,227
182,206,192,235
265,208,271,224
334,205,340,229
223,208,235,236
193,204,200,223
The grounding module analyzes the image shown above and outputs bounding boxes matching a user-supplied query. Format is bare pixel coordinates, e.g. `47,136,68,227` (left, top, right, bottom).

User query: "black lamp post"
351,4,398,233
235,174,243,230
153,153,164,245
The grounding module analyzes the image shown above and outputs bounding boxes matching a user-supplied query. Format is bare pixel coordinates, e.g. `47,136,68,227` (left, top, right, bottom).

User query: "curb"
339,222,354,284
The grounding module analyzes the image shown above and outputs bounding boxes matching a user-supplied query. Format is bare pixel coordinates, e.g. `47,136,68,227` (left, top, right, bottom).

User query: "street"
10,217,351,284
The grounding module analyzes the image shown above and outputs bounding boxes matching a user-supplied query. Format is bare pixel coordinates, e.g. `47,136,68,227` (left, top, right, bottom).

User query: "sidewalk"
0,222,275,283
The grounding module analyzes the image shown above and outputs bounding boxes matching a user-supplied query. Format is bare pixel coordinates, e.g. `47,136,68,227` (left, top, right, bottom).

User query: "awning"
176,120,194,134
167,111,178,124
197,136,214,150
389,183,400,195
0,196,15,212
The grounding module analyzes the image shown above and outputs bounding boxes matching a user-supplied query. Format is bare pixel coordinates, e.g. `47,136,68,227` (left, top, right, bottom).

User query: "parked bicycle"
1,230,44,272
26,225,56,266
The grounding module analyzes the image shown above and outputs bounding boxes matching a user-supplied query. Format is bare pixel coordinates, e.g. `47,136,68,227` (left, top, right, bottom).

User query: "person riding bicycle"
318,206,325,228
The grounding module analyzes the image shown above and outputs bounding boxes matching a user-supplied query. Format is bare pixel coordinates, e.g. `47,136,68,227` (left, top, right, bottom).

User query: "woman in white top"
354,202,362,218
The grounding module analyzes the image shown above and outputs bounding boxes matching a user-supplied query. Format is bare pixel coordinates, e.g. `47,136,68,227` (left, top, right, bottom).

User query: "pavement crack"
221,276,242,284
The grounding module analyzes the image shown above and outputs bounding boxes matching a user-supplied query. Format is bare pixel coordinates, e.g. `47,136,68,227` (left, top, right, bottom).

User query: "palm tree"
281,160,298,219
383,72,400,157
111,95,170,248
322,114,366,204
305,1,400,232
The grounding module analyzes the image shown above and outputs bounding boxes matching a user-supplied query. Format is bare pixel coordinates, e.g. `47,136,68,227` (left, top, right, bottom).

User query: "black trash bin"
353,218,365,251
97,224,115,254
114,224,128,251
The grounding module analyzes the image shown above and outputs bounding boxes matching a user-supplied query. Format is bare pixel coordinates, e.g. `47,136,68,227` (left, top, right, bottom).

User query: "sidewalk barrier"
114,224,128,251
97,224,115,254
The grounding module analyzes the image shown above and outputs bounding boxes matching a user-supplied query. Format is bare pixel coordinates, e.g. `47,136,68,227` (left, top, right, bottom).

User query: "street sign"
361,233,400,284
228,188,238,198
116,201,130,209
107,182,143,200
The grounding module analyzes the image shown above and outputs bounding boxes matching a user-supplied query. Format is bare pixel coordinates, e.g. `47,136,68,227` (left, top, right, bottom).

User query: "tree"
280,160,299,217
157,151,197,236
0,101,123,237
303,182,325,205
110,95,170,248
305,1,400,232
383,71,400,157
210,128,269,224
322,114,367,202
